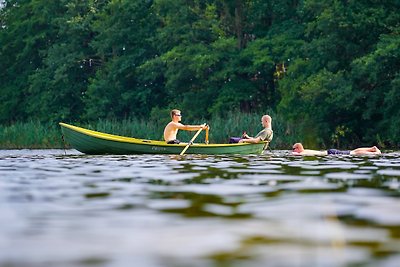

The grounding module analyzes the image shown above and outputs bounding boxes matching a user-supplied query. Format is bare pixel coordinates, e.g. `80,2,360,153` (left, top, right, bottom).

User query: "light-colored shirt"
255,128,273,142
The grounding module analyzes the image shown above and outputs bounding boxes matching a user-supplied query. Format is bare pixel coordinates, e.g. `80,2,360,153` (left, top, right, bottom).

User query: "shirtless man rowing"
163,109,209,144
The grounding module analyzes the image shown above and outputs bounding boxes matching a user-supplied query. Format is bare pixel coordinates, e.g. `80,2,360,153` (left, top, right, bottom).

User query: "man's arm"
177,123,208,131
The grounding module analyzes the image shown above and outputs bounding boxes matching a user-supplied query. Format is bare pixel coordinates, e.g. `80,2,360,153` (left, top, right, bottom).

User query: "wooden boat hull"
59,123,268,155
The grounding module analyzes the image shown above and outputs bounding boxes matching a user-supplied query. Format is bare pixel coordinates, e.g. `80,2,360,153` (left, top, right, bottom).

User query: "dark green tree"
84,0,160,119
27,0,101,122
277,0,400,147
1,0,400,147
0,0,65,123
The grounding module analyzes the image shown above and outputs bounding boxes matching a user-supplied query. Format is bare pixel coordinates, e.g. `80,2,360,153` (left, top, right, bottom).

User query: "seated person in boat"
291,143,381,156
164,109,209,144
234,115,273,144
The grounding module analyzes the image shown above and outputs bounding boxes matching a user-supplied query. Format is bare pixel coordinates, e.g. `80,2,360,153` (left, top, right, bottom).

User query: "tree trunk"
235,0,244,49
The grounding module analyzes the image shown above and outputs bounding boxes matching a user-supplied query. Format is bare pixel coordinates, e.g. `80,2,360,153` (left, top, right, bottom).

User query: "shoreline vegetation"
0,112,301,150
1,1,400,148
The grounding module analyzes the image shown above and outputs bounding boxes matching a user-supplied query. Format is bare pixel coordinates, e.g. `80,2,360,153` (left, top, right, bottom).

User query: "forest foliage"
1,0,399,148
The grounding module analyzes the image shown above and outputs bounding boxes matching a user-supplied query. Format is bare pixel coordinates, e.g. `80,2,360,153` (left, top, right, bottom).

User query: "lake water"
1,149,400,267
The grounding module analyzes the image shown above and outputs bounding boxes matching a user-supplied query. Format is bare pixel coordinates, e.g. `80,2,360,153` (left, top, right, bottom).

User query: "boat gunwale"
59,122,267,148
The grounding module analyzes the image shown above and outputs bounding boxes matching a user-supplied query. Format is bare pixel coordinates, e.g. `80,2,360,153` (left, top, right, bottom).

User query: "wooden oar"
180,124,206,155
205,127,209,144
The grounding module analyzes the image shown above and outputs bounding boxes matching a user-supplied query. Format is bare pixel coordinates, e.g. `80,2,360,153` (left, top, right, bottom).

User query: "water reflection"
0,150,399,267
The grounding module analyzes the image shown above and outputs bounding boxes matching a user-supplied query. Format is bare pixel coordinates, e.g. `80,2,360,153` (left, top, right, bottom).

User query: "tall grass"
0,121,64,149
0,112,300,149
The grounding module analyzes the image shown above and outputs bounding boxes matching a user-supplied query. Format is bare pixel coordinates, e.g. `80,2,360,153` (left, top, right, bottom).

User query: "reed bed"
0,121,64,149
0,112,299,149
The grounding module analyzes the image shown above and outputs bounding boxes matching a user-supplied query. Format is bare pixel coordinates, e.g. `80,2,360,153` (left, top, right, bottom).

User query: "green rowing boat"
59,122,269,155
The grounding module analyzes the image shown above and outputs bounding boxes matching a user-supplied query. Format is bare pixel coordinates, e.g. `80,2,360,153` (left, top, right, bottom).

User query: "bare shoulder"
167,121,185,129
165,121,176,130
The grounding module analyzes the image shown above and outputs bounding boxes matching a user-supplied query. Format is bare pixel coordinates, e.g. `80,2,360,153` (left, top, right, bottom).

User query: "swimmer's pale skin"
291,143,381,156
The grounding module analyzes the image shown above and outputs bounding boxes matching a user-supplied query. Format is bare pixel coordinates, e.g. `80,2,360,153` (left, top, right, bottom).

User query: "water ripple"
0,149,400,267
